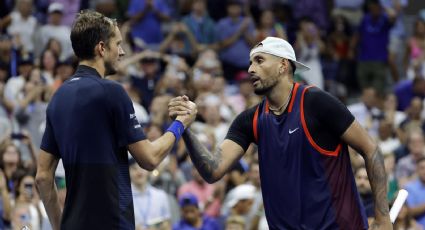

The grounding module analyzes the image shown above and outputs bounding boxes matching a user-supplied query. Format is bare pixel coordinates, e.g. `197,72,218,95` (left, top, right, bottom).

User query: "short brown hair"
70,10,117,60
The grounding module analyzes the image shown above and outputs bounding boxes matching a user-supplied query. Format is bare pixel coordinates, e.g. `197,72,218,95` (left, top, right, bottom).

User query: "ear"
97,41,106,57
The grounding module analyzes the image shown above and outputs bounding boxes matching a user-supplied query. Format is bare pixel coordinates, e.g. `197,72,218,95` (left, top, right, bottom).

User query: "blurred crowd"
0,0,425,229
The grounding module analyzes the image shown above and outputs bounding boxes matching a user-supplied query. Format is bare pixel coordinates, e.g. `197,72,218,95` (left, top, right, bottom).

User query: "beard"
104,59,117,76
254,79,278,95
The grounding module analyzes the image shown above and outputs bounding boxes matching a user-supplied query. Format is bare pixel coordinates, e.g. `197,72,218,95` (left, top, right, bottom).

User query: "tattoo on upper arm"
183,130,222,182
364,147,389,216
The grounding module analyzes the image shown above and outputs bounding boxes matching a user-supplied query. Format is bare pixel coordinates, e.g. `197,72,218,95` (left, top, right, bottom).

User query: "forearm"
408,203,425,218
182,129,223,183
1,188,11,221
363,147,390,221
36,178,62,230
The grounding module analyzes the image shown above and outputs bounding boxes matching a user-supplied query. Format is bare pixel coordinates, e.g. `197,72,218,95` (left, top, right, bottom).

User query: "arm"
129,100,197,171
128,132,178,171
0,169,11,223
341,121,392,229
408,203,425,218
35,150,61,230
182,130,245,183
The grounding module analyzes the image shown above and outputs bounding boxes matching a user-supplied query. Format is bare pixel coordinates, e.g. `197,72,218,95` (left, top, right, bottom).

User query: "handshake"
168,95,198,129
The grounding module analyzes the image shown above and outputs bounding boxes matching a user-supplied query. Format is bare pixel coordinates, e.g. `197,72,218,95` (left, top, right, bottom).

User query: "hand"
175,100,197,128
169,96,197,128
168,95,192,119
369,217,393,230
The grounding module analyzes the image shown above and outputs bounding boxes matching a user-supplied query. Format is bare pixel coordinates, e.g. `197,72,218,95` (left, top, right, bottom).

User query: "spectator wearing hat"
129,158,172,230
35,3,73,61
220,184,255,229
173,193,220,230
4,54,33,108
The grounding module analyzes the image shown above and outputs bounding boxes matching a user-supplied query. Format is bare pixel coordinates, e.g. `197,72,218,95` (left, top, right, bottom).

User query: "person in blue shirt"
173,193,220,230
405,157,425,229
169,37,392,229
35,10,197,230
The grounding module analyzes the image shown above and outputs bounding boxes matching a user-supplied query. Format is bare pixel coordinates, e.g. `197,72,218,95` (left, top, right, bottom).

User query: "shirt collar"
75,65,103,78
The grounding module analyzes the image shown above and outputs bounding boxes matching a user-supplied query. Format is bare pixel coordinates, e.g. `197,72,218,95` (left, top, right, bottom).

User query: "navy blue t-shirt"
41,65,146,230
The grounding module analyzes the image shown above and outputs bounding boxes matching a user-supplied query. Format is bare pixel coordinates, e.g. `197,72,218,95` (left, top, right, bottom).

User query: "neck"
266,77,293,114
79,59,105,77
135,183,147,192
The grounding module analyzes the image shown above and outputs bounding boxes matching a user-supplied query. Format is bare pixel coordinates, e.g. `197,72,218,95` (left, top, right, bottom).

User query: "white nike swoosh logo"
289,128,299,134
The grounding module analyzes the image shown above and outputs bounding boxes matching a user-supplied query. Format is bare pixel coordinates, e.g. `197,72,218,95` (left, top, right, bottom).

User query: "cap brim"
293,60,310,74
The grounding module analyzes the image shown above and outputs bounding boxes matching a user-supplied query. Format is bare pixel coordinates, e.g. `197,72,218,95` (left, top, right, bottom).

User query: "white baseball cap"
48,2,64,14
250,37,310,74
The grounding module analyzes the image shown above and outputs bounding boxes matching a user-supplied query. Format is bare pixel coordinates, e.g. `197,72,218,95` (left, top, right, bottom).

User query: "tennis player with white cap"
169,37,392,229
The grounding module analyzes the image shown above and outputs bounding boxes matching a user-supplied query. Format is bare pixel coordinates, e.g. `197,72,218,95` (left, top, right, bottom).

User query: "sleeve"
305,87,355,137
40,114,60,157
225,106,256,151
106,82,146,147
156,0,171,17
127,0,142,17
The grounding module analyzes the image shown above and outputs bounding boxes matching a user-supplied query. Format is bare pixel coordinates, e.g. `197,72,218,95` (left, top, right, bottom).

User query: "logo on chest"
288,127,299,134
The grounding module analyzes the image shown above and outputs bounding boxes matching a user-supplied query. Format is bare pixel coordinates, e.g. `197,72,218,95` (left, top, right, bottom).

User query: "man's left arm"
342,120,392,229
36,150,61,230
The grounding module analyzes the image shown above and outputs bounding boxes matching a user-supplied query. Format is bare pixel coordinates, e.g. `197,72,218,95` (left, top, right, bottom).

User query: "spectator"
332,0,365,27
348,87,383,138
355,166,375,223
377,120,401,155
254,9,287,43
130,51,163,110
353,0,396,96
159,22,200,61
0,143,24,193
11,171,41,230
4,0,37,55
381,0,408,83
182,0,217,50
178,165,221,217
35,3,73,61
38,49,58,85
404,18,425,80
396,128,425,187
399,97,424,138
129,158,172,230
173,193,220,230
394,76,425,112
220,184,255,228
4,55,34,108
293,0,329,31
127,0,171,48
405,157,425,229
215,0,256,81
295,19,325,89
382,93,406,129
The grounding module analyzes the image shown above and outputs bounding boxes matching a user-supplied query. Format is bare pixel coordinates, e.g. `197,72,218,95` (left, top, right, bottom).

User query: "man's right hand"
169,96,197,128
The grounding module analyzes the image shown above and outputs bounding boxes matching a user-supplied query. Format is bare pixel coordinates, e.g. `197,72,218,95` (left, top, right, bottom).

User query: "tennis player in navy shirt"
169,37,392,229
35,11,197,230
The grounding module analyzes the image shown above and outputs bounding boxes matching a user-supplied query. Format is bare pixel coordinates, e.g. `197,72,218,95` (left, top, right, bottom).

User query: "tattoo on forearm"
183,130,222,182
364,147,389,217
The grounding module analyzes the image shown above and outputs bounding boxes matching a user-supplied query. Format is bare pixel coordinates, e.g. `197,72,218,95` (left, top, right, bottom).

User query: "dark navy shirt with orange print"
226,83,368,230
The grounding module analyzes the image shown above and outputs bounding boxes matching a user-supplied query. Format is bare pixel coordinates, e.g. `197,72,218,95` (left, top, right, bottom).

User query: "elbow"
139,161,157,171
35,173,54,188
204,172,222,184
